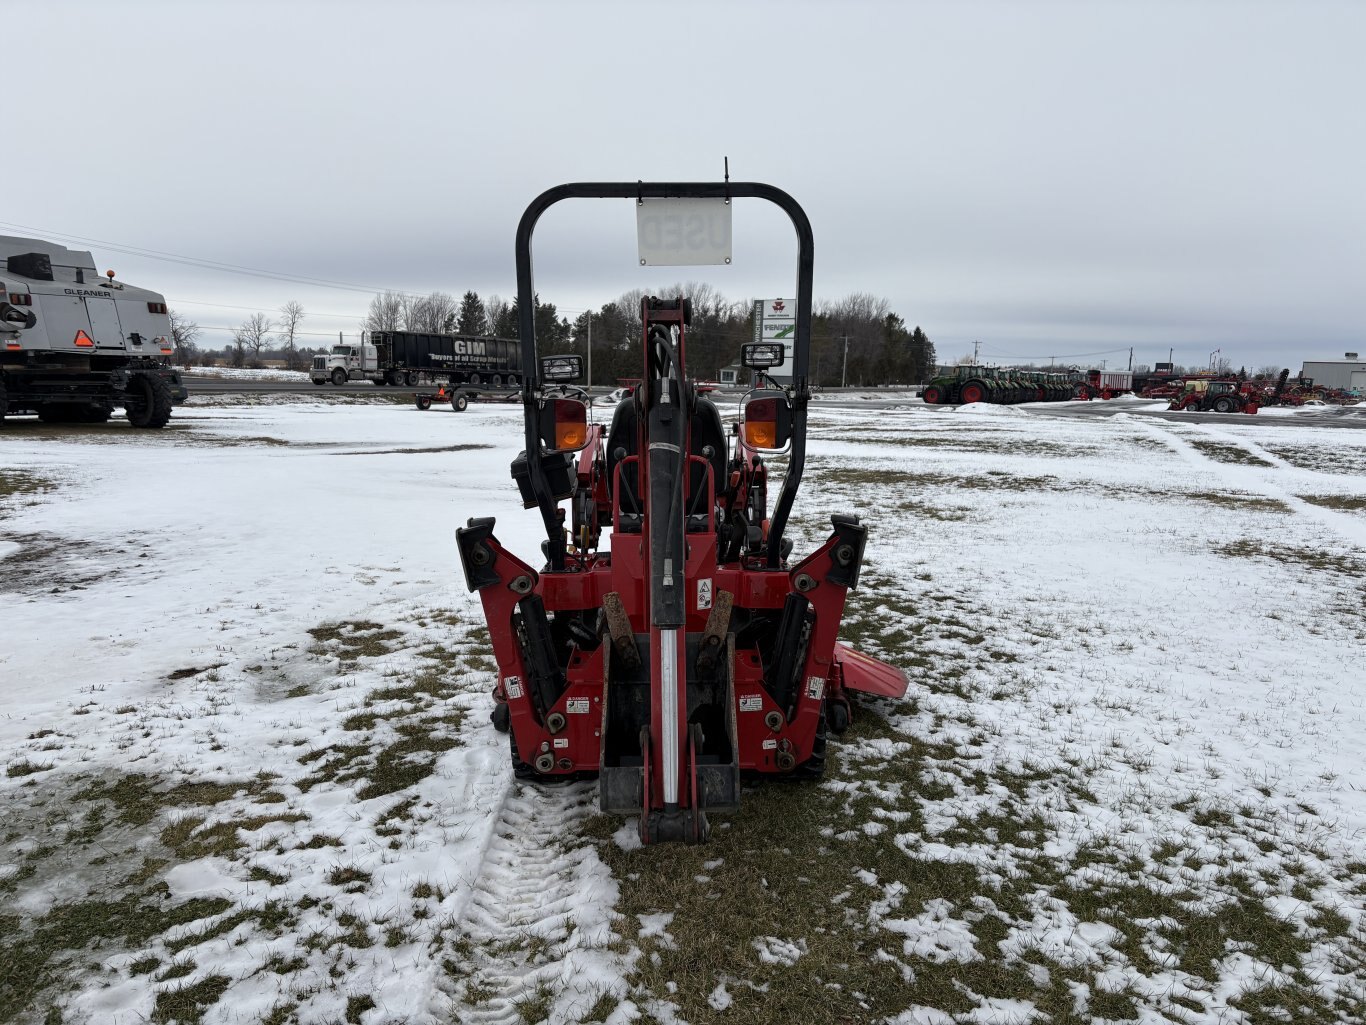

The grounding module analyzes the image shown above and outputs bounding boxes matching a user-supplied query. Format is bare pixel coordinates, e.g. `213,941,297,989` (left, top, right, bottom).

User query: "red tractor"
1168,379,1259,414
456,181,908,844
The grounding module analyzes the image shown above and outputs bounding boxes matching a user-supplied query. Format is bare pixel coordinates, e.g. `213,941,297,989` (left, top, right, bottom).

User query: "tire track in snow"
442,779,627,1025
1138,419,1366,550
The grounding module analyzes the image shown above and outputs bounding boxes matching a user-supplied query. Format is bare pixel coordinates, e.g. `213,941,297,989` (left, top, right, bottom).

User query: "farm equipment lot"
3,401,1365,1024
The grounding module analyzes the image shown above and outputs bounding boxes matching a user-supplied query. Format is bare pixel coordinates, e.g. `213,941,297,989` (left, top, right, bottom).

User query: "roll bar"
515,182,813,571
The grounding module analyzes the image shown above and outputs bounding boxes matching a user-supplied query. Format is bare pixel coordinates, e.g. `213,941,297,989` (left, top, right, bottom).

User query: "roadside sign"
757,298,795,382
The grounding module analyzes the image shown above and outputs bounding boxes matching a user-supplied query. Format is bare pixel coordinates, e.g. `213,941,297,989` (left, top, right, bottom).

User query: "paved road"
185,376,1366,431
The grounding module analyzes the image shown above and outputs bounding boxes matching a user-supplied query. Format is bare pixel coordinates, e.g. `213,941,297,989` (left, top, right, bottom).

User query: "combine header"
457,181,908,844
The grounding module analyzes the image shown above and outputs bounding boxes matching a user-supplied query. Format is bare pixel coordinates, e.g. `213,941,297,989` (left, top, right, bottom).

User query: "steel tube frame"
514,181,813,571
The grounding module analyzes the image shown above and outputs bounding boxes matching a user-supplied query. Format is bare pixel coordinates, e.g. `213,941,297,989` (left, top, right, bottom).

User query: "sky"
7,0,1363,371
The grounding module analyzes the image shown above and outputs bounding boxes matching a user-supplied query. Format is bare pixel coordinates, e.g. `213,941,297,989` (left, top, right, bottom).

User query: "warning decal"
505,677,523,699
566,698,591,714
697,578,713,610
738,695,764,712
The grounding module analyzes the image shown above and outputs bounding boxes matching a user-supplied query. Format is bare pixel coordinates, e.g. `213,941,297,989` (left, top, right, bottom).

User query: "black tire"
373,376,387,387
404,371,417,387
490,374,502,388
1213,397,1235,413
452,392,469,412
468,373,482,387
505,375,518,388
331,368,347,386
125,374,174,429
83,405,113,423
312,378,326,386
416,395,432,411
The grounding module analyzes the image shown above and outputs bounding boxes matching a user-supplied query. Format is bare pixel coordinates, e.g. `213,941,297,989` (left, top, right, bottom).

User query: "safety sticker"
762,739,778,750
697,578,713,610
566,698,591,714
738,695,764,712
806,676,825,699
505,677,523,699
553,738,569,749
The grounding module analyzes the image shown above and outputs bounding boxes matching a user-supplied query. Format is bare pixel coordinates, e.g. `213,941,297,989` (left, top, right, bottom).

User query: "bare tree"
168,309,201,368
363,291,404,332
234,312,273,367
278,301,306,370
405,291,459,333
1253,363,1285,379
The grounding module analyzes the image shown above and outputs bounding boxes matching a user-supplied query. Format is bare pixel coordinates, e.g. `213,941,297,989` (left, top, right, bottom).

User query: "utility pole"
973,339,980,364
1128,347,1133,371
841,335,849,387
586,311,592,390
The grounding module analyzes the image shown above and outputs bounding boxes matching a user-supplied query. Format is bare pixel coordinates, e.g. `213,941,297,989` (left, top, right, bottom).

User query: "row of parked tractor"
919,366,1131,406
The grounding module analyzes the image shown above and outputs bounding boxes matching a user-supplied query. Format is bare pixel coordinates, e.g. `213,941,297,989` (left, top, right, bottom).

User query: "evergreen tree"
456,291,487,335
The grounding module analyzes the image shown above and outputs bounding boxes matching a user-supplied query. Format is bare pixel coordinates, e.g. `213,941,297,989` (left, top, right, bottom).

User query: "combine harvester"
457,181,908,844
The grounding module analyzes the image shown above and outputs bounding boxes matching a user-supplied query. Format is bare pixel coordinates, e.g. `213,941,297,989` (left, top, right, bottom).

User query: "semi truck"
310,331,522,388
1,235,187,427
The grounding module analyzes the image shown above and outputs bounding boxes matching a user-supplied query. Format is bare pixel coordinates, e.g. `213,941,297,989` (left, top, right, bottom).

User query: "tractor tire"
452,392,469,412
922,385,943,404
416,395,433,411
126,374,174,429
959,381,987,405
1213,397,1235,413
331,368,347,386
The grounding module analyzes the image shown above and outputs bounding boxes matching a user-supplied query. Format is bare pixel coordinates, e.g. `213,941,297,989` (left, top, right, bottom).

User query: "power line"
0,219,423,297
977,345,1133,361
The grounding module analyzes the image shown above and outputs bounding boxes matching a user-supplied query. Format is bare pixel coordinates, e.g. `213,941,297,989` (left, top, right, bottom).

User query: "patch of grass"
346,994,376,1022
1299,494,1366,512
307,621,404,663
0,893,231,1020
1215,539,1364,577
7,759,53,777
160,811,308,861
0,470,56,506
150,974,231,1024
1190,440,1275,466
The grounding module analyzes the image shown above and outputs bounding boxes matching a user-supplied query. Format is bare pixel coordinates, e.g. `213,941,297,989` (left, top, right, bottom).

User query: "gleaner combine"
0,234,186,426
457,181,909,844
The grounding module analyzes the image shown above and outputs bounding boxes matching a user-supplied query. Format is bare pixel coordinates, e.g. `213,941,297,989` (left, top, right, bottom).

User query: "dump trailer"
310,331,522,387
456,181,909,845
0,235,187,427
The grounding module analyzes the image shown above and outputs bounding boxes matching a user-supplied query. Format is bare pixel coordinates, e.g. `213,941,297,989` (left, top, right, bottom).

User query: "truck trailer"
1,235,187,427
310,331,522,388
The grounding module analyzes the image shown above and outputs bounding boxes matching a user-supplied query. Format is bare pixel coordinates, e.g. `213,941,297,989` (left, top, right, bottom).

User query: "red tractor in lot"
1168,378,1259,414
457,181,908,844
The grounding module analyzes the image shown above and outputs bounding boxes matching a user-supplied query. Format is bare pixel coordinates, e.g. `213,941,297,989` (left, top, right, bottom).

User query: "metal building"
1300,359,1366,391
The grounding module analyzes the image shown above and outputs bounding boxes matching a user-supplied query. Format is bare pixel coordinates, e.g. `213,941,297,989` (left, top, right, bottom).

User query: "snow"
3,398,1365,1023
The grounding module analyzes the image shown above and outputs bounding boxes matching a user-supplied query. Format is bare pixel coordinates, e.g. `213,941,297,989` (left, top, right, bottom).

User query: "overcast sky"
9,0,1363,370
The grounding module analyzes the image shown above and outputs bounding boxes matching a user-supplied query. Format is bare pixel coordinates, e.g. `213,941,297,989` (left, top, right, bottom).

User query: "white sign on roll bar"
636,197,732,266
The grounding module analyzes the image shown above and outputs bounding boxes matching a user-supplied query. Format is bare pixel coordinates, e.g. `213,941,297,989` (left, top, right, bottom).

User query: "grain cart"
1,235,186,426
456,181,909,844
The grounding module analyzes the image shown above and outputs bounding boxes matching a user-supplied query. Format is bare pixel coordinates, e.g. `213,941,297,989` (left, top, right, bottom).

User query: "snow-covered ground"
2,401,1364,1024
